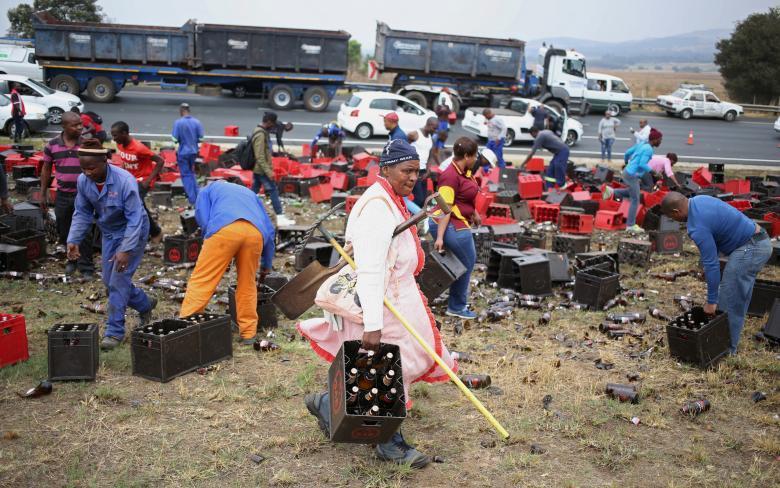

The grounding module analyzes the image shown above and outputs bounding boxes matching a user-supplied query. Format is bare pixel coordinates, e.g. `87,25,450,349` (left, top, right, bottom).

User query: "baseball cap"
180,102,190,109
384,112,399,122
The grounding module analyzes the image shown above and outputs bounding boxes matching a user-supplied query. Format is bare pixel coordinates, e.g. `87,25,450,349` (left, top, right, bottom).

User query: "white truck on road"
462,97,584,147
656,84,743,121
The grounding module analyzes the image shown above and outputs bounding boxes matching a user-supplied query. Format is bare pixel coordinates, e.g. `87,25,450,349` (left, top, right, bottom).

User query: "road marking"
582,136,632,141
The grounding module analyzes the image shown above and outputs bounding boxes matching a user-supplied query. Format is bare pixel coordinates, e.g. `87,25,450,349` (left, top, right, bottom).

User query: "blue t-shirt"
195,181,276,269
172,115,204,157
687,195,757,303
388,126,406,142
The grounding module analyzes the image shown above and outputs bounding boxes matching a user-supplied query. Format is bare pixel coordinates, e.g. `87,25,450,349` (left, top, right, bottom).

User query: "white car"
656,86,743,121
337,91,436,140
462,98,584,147
774,116,780,134
0,44,42,80
0,74,83,124
0,94,49,138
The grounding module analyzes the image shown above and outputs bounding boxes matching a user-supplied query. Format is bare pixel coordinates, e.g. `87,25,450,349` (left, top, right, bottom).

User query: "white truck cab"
0,42,42,81
656,84,743,121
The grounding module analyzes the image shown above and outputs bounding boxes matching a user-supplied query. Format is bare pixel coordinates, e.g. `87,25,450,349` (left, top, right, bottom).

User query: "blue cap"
379,139,419,167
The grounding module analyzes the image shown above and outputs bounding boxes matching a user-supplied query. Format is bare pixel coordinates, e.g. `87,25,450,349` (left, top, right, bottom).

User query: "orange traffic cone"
687,130,694,145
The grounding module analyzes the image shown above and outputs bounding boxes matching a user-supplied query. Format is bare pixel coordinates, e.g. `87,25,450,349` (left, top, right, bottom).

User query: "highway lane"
47,86,780,166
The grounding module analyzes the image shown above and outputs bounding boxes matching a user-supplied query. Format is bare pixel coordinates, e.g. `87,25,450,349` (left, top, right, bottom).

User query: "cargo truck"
374,22,590,115
32,11,349,111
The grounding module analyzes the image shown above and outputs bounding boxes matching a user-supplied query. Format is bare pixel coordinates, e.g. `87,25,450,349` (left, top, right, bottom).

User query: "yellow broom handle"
325,235,510,440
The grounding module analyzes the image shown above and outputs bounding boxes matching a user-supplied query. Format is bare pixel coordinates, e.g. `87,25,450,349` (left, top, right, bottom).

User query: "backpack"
234,129,263,170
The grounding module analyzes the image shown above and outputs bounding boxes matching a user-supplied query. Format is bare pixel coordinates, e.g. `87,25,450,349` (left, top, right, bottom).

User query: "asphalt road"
44,86,780,167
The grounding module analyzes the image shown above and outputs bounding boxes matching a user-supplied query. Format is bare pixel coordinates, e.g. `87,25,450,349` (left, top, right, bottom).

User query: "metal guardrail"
633,97,780,115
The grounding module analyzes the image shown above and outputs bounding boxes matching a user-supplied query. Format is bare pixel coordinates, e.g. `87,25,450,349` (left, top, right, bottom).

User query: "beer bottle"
81,303,106,314
363,387,378,403
606,329,632,339
0,271,25,279
374,352,394,371
518,300,542,309
538,312,551,325
366,405,380,416
606,312,646,324
648,307,672,321
487,309,512,321
680,399,710,416
346,368,358,386
355,350,375,369
346,386,359,406
517,294,541,302
357,368,377,390
379,387,397,407
461,374,491,389
605,383,639,404
381,370,395,388
599,322,625,332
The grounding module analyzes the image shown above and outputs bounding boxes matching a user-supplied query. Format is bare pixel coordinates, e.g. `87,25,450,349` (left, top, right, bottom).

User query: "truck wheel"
723,110,737,122
303,87,329,112
87,76,116,102
232,85,247,98
503,129,515,146
51,74,80,95
450,97,460,116
269,85,294,110
565,130,578,147
680,109,692,120
355,123,373,140
405,91,427,109
607,103,621,116
544,99,565,115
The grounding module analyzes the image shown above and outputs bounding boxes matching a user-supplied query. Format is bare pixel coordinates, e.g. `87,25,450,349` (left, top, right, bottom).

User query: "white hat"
478,148,498,167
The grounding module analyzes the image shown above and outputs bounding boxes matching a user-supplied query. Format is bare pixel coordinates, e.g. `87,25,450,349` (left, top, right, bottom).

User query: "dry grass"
1,161,779,487
601,70,726,100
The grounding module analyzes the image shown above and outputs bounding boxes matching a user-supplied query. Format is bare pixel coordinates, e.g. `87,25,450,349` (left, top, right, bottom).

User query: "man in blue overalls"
67,140,157,350
172,103,204,205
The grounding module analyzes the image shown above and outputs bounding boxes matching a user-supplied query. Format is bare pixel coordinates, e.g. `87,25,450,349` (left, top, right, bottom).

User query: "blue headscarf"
379,139,419,167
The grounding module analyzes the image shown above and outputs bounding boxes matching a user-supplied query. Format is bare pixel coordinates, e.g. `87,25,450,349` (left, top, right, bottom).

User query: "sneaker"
139,297,158,326
375,431,431,469
602,186,614,200
627,224,645,233
446,308,477,320
100,336,122,351
65,261,77,276
304,392,330,438
276,214,296,227
237,337,255,346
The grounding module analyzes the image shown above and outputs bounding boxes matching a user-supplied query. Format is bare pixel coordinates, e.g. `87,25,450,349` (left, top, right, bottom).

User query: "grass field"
600,70,727,101
0,154,778,487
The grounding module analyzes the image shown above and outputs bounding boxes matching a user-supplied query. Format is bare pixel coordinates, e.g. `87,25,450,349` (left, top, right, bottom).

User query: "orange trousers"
180,220,263,339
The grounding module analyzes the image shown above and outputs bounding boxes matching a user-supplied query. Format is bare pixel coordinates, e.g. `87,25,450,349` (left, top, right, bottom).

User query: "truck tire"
51,74,80,95
723,110,737,122
504,129,515,146
303,86,329,112
355,123,373,140
607,103,621,116
269,84,294,110
87,76,116,102
544,99,565,115
450,97,460,115
680,109,692,120
405,91,428,109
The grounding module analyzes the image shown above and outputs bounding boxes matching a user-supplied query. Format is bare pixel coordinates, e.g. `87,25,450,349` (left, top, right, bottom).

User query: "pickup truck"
462,97,583,147
656,85,743,121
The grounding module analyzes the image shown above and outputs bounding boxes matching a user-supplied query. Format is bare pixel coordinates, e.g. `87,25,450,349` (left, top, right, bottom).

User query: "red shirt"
117,138,157,180
437,161,479,230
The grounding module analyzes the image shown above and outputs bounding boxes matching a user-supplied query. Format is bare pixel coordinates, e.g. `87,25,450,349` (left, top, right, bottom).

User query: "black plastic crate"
417,248,466,301
163,235,202,264
471,226,493,265
180,313,233,366
0,243,27,272
495,190,520,204
12,165,36,180
747,279,780,317
47,323,99,381
299,177,322,198
545,189,573,206
771,241,780,266
12,202,43,231
328,340,406,444
490,223,523,247
575,252,619,274
763,298,780,342
666,307,730,368
509,253,551,295
650,230,684,254
171,179,185,196
228,284,279,329
276,225,310,247
510,200,532,221
642,206,681,232
149,191,172,207
1,228,46,261
526,249,571,282
180,210,199,235
594,166,614,183
154,181,173,192
498,167,520,191
617,238,652,267
518,234,545,251
14,177,39,194
708,163,725,173
295,240,337,271
574,199,599,216
711,172,725,184
486,247,524,283
574,267,620,310
131,319,200,382
553,234,591,257
331,191,348,208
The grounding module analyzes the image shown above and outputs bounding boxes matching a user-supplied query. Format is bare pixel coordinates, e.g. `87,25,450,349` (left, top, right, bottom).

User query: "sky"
0,0,776,49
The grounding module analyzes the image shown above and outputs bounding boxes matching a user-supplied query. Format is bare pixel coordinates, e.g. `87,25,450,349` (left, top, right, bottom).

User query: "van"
0,44,43,81
585,72,632,116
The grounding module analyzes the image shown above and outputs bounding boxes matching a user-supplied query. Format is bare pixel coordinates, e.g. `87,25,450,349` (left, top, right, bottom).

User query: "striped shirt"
43,135,81,193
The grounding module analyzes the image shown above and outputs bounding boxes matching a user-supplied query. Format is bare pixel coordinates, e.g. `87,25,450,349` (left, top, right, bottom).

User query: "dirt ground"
1,159,779,487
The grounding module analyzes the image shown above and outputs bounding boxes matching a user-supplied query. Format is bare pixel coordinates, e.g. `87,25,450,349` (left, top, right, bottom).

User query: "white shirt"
436,91,453,110
439,155,454,172
410,129,432,170
633,125,651,145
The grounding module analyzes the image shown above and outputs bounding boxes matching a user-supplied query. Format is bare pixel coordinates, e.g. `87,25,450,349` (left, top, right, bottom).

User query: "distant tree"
7,0,104,38
348,39,365,73
715,7,780,104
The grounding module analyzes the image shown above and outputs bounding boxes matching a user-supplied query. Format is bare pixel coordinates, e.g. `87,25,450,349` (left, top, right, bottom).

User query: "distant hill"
527,29,731,70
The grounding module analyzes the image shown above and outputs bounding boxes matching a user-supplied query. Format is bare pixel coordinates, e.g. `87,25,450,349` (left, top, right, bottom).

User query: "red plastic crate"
224,125,239,136
595,210,626,230
352,152,379,171
475,191,495,215
525,157,545,173
559,212,594,234
161,149,177,164
365,165,380,186
644,190,668,208
618,201,646,226
330,172,349,190
763,212,780,237
692,167,712,187
483,215,517,225
533,203,560,223
0,314,29,369
158,171,181,183
727,200,752,211
571,191,591,201
312,157,334,165
308,184,333,203
599,198,621,212
3,154,25,172
525,199,545,216
518,174,543,199
345,195,360,214
199,143,221,162
724,179,750,194
486,203,512,219
301,143,311,157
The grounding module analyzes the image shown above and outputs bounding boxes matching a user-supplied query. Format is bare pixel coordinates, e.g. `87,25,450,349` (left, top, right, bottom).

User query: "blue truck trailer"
32,11,349,111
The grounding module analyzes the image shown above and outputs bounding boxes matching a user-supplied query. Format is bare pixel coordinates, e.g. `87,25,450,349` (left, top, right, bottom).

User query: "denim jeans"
639,172,656,191
411,170,428,207
718,233,772,353
102,232,152,339
600,137,615,161
12,114,25,142
54,191,95,273
428,220,476,312
543,148,570,189
252,173,283,215
613,172,641,226
486,138,505,168
177,153,199,205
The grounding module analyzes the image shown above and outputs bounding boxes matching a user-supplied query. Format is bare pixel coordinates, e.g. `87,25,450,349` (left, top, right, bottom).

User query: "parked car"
0,43,42,80
0,74,83,124
585,72,632,116
337,91,436,140
774,116,780,134
656,85,743,121
0,94,49,138
461,97,584,147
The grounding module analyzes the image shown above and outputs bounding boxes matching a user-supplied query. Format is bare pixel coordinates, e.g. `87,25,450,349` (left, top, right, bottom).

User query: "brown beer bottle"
366,405,380,416
379,387,398,407
381,370,395,388
680,399,710,416
357,368,377,390
363,387,379,403
346,368,358,386
346,386,359,405
355,350,375,369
